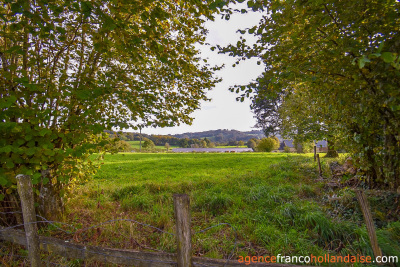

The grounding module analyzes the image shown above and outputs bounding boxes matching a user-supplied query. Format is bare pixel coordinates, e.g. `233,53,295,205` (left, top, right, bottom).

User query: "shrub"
256,137,280,152
104,139,132,152
247,139,257,149
283,146,292,153
142,138,155,149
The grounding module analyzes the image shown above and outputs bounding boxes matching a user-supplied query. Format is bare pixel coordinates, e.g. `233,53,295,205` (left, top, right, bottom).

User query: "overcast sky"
143,7,264,135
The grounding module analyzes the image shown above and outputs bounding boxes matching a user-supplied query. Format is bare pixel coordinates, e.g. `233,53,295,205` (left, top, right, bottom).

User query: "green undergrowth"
64,153,400,266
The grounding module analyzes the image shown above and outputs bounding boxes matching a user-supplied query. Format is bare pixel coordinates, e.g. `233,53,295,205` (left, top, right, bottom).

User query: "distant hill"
105,129,266,147
171,129,264,143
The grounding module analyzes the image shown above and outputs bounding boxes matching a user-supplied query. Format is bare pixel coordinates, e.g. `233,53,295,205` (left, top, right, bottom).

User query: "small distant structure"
278,140,296,152
277,139,328,152
315,140,328,152
172,148,253,153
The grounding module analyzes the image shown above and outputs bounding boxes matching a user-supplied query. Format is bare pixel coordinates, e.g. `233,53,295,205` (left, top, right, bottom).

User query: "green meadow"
67,153,400,265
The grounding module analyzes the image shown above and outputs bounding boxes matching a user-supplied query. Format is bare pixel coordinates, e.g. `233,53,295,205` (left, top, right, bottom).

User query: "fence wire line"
0,211,22,215
0,211,77,234
0,215,173,236
1,213,238,267
78,218,175,236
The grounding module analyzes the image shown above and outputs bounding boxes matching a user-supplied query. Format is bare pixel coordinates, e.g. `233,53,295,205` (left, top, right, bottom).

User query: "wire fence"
1,175,307,267
0,208,247,266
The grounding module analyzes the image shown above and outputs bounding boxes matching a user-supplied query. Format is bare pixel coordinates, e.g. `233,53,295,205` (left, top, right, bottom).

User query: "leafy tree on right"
222,0,400,189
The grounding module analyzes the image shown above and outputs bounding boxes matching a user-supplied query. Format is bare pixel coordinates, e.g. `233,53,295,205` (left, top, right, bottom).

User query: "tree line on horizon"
105,129,265,148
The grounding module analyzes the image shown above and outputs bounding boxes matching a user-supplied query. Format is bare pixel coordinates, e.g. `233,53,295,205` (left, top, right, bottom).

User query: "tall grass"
65,153,400,265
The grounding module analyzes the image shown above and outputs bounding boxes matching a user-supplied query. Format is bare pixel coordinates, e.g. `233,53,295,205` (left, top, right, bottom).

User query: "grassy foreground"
65,153,400,266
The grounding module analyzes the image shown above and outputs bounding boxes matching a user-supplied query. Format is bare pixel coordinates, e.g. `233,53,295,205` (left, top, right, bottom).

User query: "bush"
142,138,155,149
247,139,257,149
256,137,280,152
284,146,292,153
104,139,132,152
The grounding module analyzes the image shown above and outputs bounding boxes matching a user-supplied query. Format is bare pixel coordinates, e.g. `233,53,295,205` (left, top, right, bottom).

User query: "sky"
143,7,264,135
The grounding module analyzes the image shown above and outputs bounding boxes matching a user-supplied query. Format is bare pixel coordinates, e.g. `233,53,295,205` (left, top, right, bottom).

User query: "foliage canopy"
222,0,400,188
0,0,221,192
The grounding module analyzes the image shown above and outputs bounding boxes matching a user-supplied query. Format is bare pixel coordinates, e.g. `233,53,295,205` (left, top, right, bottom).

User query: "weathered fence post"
313,146,317,162
316,154,322,177
355,190,383,262
16,174,41,267
173,194,192,267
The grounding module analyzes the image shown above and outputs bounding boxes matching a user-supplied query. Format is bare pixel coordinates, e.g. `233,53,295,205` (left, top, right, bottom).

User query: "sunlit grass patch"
64,152,400,265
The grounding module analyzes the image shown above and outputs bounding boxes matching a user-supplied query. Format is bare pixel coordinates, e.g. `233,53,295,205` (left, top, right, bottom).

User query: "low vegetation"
47,153,399,265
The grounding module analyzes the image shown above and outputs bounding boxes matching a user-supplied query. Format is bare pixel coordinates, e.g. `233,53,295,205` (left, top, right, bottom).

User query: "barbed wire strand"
78,218,175,236
0,211,22,215
0,211,77,234
1,215,237,267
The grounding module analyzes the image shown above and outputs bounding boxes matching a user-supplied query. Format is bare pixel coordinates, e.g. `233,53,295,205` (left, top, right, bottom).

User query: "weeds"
3,153,399,266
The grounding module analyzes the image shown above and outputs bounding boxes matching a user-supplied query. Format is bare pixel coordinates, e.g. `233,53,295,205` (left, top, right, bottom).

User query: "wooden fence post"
313,146,317,162
355,190,383,262
173,194,192,267
316,154,322,177
16,174,41,267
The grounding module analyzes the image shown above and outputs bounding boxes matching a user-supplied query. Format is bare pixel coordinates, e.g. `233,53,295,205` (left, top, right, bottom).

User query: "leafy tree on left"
0,0,221,218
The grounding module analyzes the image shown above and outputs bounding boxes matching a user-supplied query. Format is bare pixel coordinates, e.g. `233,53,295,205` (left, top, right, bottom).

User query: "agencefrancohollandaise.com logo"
237,254,399,265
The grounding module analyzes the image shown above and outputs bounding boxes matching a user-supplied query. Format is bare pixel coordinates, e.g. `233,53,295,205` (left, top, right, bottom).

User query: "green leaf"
5,45,23,54
0,176,8,186
358,56,370,69
26,147,36,156
42,177,49,185
377,41,384,53
0,96,17,108
39,128,50,136
32,172,41,181
381,52,395,63
1,145,12,153
5,161,15,169
32,174,41,185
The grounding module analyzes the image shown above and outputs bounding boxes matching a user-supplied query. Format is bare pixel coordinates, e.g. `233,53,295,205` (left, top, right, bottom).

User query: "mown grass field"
66,153,400,266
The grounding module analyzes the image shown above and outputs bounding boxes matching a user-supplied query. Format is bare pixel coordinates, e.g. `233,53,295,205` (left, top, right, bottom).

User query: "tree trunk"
139,127,142,152
324,139,338,158
36,169,64,222
384,132,399,189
